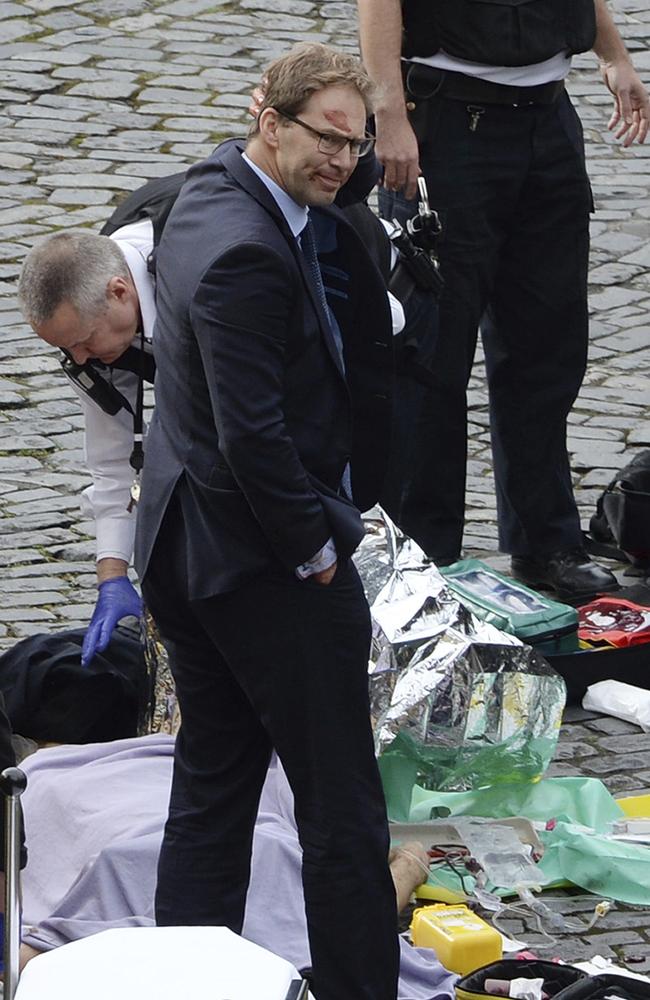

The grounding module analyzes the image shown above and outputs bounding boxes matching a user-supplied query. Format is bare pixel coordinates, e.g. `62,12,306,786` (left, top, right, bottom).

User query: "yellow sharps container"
410,904,502,975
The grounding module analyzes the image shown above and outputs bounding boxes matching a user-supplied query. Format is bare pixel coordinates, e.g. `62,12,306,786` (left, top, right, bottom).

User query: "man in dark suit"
134,43,399,1000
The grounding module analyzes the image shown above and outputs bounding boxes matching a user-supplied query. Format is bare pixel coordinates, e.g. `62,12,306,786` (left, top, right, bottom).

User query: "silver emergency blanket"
355,510,565,797
139,610,180,737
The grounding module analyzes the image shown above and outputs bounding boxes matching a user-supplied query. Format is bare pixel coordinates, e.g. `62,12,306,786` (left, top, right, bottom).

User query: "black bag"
100,169,186,247
555,974,650,1000
589,449,650,568
546,581,650,703
0,625,146,744
457,964,650,1000
99,144,382,261
99,157,430,340
401,0,596,66
98,156,434,387
456,960,588,1000
547,641,650,704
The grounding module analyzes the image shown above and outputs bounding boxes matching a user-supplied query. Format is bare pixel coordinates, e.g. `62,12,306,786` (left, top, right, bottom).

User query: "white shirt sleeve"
387,290,405,335
295,537,338,580
76,218,155,566
378,220,406,336
75,368,140,564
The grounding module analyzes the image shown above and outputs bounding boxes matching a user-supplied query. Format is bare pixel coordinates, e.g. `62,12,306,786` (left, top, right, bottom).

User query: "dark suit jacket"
134,140,393,599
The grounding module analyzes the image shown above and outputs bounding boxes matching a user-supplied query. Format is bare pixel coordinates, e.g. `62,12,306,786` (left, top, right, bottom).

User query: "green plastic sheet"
387,775,650,904
539,821,650,906
386,774,623,828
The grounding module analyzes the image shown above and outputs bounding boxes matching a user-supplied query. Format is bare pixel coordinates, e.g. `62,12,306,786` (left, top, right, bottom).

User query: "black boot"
511,547,619,603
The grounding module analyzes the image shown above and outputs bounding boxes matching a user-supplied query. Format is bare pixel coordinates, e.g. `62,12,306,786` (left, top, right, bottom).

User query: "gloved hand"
81,577,143,667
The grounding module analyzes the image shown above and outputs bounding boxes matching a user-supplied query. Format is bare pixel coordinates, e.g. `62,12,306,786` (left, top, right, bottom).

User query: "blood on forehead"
323,109,353,133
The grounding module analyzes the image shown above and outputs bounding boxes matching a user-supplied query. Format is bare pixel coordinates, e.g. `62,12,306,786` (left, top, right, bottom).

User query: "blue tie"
300,215,345,366
301,215,329,316
299,215,351,499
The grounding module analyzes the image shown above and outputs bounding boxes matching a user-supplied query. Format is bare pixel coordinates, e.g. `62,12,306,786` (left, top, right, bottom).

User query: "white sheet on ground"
20,735,457,1000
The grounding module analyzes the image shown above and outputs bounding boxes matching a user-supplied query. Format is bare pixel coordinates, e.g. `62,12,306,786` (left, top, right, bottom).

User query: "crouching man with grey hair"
17,221,155,665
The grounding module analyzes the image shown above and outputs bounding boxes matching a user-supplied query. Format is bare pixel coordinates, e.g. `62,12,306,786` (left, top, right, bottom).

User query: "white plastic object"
452,818,547,890
611,818,650,835
13,927,310,1000
582,680,650,732
509,977,545,1000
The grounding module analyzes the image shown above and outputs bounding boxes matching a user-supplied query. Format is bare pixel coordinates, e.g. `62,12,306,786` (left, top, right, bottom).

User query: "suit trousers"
142,496,399,1000
379,90,591,562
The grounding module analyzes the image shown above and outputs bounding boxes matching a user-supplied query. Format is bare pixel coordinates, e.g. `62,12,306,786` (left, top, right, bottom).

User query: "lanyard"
127,327,146,511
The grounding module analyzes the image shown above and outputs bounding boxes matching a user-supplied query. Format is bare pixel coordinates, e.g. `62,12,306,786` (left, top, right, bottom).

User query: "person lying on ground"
17,737,458,1000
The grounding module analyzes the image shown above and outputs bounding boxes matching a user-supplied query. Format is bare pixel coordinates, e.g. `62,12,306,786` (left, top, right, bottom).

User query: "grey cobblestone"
0,549,48,568
8,622,58,640
586,717,644,736
577,930,647,948
4,560,97,576
47,188,115,205
1,607,56,622
600,734,650,753
552,741,599,760
37,171,144,190
0,590,70,606
578,752,650,775
0,576,67,592
630,423,650,445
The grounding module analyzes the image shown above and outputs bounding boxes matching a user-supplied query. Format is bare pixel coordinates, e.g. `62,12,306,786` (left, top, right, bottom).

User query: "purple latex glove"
81,577,143,667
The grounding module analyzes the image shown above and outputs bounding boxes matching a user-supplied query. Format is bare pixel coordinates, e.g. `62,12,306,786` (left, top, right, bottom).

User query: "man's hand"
388,841,430,911
312,560,337,586
357,0,421,198
593,0,649,147
81,576,143,667
375,111,421,199
248,84,265,120
600,59,650,146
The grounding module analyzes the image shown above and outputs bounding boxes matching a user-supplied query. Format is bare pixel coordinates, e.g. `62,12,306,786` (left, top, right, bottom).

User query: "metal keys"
127,477,141,512
467,105,485,132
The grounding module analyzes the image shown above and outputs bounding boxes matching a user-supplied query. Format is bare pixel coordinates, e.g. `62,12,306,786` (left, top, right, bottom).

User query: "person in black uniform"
358,0,648,602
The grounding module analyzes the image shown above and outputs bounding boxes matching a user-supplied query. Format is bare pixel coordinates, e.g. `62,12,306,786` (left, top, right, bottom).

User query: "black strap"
129,328,146,474
110,344,156,384
583,529,626,564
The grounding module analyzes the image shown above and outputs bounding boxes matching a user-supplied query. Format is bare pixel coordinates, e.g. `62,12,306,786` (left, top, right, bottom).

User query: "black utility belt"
404,62,565,107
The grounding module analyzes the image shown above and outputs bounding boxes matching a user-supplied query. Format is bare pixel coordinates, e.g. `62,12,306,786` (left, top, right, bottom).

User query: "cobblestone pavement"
0,0,650,972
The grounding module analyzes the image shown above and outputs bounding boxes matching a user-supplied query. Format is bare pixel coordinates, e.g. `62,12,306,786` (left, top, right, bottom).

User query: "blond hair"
250,42,374,135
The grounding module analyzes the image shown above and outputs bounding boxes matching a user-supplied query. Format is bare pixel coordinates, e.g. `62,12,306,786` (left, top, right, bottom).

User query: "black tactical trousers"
380,89,591,562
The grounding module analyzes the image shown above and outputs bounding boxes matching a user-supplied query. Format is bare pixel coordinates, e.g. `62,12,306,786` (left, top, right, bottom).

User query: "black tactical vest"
402,0,596,67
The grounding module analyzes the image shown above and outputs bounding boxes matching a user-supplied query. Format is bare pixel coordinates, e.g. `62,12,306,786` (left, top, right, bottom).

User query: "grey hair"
17,231,130,325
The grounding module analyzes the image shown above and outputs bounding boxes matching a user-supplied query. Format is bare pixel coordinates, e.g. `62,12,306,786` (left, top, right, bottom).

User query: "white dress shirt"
77,218,155,565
